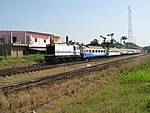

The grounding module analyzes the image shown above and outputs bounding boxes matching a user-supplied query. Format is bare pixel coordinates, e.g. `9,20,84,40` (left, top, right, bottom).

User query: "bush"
0,56,5,61
0,54,44,68
21,54,44,62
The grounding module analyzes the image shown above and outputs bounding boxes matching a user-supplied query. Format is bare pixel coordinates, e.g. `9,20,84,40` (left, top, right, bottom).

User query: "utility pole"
128,6,133,43
107,33,114,44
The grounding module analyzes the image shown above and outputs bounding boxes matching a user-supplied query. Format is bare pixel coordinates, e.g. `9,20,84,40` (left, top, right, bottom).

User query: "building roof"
27,31,60,39
0,30,61,38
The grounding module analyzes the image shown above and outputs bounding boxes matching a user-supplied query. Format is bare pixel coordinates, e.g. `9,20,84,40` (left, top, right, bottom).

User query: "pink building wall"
0,31,25,44
26,32,51,47
12,31,26,44
0,31,53,47
0,31,10,44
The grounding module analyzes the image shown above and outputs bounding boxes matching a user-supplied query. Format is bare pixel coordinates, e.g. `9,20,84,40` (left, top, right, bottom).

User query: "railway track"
0,56,114,77
0,54,143,93
0,55,140,77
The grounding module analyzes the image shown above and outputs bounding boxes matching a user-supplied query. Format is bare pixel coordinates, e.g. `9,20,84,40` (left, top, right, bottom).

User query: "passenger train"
44,43,142,63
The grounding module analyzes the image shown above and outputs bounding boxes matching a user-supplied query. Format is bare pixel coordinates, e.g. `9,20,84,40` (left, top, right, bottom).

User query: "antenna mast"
128,6,133,43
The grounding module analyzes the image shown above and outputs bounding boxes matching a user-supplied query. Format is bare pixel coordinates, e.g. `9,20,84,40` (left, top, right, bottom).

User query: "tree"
143,46,150,53
120,36,127,44
125,42,138,49
89,39,99,46
68,40,75,45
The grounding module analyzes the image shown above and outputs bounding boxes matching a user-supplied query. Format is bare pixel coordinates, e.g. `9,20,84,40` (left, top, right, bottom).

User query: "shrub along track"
0,54,144,93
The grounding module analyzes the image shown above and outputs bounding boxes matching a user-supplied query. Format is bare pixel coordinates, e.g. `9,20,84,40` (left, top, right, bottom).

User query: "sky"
0,0,150,46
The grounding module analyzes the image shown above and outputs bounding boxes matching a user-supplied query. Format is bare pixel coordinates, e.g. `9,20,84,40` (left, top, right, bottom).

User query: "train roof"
83,45,105,49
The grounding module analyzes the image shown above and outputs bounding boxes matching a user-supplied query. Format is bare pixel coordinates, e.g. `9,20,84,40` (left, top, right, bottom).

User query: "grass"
0,54,44,69
19,54,44,62
56,55,150,113
0,55,150,113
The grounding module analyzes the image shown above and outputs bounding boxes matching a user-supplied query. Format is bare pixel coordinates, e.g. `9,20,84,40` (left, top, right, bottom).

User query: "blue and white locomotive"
45,43,80,63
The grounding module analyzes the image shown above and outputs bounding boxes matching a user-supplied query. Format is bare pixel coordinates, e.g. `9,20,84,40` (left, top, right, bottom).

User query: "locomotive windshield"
46,45,55,54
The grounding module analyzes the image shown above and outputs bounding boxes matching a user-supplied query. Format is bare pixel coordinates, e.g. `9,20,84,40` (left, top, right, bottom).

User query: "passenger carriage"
80,46,106,58
108,48,121,56
120,49,129,55
133,49,142,54
127,49,134,54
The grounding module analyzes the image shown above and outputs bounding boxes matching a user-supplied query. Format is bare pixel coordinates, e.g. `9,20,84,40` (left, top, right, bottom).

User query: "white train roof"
83,45,105,49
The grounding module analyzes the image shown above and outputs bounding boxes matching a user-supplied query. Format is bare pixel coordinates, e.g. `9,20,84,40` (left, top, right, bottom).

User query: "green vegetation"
89,39,100,46
58,55,150,113
1,55,150,113
88,38,140,49
125,42,139,49
0,54,44,68
144,46,150,53
19,54,44,62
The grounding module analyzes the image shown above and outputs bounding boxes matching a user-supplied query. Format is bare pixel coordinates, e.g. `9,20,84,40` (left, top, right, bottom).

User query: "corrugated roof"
27,31,60,38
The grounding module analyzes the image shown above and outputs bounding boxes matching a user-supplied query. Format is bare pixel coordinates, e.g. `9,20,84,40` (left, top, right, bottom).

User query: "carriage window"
98,50,101,53
86,50,88,53
89,50,91,53
92,50,94,53
96,50,97,53
104,50,105,53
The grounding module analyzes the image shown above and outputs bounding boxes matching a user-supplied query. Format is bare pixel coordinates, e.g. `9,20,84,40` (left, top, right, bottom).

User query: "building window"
44,39,46,43
23,50,26,55
0,38,5,43
35,38,37,42
12,36,17,43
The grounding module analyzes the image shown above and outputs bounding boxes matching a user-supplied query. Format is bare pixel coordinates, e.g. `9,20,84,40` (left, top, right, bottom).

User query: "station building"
0,30,60,57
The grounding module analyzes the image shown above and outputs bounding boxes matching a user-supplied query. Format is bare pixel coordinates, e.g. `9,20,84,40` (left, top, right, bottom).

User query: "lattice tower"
128,6,133,43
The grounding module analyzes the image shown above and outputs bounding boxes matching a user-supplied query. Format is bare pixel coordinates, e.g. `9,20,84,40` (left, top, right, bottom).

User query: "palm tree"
89,39,99,46
120,36,127,44
120,36,127,48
